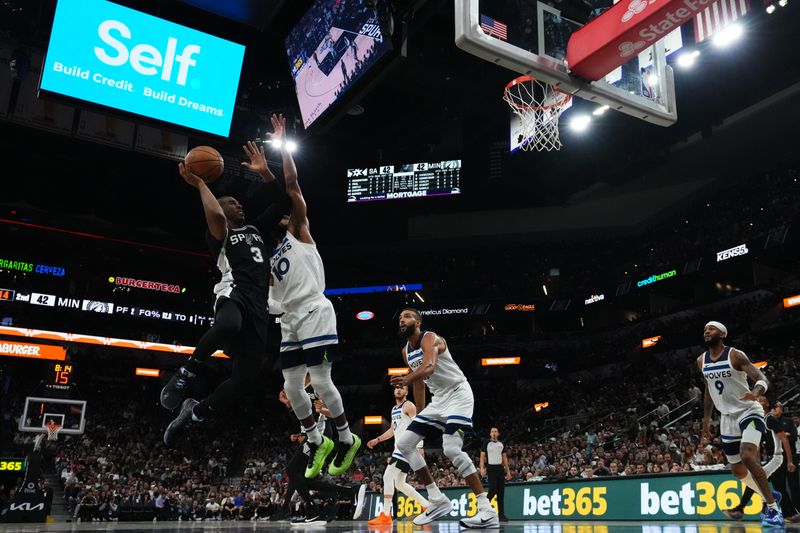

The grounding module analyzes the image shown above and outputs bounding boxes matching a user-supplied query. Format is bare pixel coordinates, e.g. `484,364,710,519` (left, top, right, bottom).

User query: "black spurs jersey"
207,225,270,309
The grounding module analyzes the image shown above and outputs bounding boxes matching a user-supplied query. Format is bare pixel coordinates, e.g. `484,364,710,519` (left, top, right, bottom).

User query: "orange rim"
504,75,572,111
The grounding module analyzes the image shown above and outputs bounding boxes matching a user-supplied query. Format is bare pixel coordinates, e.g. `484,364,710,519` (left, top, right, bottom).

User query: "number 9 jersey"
701,347,759,415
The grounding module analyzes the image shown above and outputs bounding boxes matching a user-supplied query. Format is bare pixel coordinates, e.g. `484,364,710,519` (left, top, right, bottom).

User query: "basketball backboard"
455,0,679,126
19,397,86,435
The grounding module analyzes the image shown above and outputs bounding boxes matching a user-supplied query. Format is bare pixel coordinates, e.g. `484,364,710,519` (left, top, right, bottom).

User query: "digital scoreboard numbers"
0,288,15,301
347,159,461,202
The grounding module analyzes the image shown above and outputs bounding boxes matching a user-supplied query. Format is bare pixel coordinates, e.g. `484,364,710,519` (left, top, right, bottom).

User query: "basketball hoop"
44,422,62,441
503,75,572,152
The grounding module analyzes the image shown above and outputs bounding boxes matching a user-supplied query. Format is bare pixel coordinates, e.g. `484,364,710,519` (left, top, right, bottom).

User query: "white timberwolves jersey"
406,331,467,396
701,347,758,415
391,400,412,439
270,232,326,310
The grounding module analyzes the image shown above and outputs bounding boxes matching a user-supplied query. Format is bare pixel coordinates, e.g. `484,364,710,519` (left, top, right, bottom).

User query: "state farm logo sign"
622,0,653,22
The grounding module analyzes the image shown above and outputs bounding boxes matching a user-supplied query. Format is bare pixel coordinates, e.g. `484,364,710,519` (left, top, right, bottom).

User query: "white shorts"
720,402,766,464
408,381,473,436
279,297,338,353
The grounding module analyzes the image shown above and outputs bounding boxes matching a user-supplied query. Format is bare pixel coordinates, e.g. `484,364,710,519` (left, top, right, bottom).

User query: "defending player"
160,138,290,445
267,114,360,479
366,385,430,526
698,321,784,527
389,308,499,529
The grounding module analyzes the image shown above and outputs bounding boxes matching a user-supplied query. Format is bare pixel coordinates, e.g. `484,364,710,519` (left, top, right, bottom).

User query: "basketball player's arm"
269,114,313,244
393,333,438,387
368,426,394,449
778,432,796,471
698,355,713,439
730,349,769,399
180,163,227,241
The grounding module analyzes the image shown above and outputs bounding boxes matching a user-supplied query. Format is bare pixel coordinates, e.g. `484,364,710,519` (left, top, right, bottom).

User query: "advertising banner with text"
366,472,762,521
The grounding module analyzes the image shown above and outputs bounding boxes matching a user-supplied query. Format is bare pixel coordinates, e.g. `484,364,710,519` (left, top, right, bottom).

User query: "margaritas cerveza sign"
0,258,66,277
365,472,763,521
41,0,245,136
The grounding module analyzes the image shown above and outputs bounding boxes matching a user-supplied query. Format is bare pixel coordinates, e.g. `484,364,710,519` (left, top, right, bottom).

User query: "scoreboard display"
346,160,461,203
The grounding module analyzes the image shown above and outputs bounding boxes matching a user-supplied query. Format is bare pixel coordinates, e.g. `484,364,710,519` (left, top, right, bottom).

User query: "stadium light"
646,73,659,86
766,4,776,12
712,23,743,48
676,50,700,68
592,105,609,116
778,0,787,6
269,139,298,153
569,114,591,133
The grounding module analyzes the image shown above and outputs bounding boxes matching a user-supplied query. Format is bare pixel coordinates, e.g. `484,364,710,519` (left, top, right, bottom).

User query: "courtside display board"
286,0,393,128
40,0,245,137
347,160,462,202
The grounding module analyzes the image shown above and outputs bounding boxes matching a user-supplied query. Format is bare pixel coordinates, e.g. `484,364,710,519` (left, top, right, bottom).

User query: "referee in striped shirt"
480,427,511,522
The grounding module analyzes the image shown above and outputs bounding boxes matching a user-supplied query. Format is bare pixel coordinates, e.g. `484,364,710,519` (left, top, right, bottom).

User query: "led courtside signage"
41,0,245,136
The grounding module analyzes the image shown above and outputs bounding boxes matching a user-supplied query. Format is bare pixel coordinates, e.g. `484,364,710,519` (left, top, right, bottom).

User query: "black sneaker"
160,367,196,410
163,398,199,446
323,501,339,522
269,510,288,522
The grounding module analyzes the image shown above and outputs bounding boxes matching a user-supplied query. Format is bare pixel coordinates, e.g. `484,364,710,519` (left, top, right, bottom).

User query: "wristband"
755,380,768,393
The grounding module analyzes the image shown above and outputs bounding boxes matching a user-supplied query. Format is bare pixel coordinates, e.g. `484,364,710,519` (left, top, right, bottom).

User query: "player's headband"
704,321,728,336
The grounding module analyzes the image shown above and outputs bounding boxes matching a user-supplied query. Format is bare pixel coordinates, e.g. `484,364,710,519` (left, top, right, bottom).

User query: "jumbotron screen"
346,160,462,203
286,0,393,128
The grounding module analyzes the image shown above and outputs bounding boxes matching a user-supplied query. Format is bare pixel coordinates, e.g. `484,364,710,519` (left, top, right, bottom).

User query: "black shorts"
280,344,342,369
217,290,269,358
390,457,413,474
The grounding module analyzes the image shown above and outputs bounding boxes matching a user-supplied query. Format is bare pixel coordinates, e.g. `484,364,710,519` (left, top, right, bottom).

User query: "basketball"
185,146,224,184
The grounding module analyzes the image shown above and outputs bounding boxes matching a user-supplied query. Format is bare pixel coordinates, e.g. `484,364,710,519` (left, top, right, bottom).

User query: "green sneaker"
327,434,362,476
305,435,334,479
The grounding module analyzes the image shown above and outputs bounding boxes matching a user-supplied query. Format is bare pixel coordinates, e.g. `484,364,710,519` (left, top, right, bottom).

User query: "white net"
45,422,62,441
504,76,572,152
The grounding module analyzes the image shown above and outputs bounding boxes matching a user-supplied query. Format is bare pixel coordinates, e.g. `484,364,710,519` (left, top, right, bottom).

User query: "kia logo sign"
356,311,375,321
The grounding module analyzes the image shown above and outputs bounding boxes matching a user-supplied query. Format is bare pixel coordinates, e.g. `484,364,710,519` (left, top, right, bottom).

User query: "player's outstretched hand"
241,140,273,181
367,438,379,449
179,162,203,188
266,113,286,144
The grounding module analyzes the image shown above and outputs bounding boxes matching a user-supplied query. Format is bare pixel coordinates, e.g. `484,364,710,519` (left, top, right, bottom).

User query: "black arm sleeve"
252,180,291,237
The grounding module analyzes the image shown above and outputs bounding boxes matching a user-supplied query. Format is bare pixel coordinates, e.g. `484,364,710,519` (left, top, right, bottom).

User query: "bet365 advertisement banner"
366,472,763,521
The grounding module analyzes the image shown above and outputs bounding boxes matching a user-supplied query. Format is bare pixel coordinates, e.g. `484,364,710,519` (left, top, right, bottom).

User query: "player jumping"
267,114,360,479
160,139,289,445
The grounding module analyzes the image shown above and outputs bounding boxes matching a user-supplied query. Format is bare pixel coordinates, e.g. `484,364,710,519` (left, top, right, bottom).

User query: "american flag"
694,0,750,42
480,14,508,41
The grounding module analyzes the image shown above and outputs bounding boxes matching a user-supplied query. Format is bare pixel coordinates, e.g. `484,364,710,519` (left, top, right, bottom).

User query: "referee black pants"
487,465,506,517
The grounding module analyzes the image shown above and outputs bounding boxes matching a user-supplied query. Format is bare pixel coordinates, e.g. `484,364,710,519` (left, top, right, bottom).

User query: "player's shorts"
216,291,269,359
407,381,473,437
720,402,767,463
279,297,341,369
389,455,413,474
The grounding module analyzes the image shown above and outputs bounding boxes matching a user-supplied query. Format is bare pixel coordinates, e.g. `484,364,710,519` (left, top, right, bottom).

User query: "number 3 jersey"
269,231,326,311
701,346,758,415
207,226,270,314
